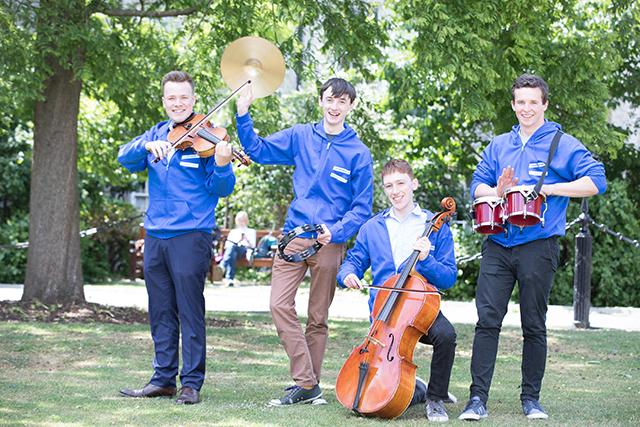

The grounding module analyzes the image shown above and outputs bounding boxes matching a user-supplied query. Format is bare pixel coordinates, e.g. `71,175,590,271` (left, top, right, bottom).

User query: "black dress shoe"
119,383,176,398
176,386,200,404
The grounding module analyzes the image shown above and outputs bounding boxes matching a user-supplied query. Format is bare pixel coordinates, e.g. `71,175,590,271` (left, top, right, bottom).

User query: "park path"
1,282,639,331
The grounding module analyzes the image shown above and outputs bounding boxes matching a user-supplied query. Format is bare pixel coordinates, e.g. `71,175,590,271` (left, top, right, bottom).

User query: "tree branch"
99,6,200,18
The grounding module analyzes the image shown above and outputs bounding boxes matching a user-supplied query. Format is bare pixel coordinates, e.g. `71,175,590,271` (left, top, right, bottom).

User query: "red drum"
472,197,505,235
503,186,547,228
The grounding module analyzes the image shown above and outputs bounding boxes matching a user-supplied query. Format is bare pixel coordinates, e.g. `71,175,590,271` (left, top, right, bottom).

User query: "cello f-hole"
386,333,395,362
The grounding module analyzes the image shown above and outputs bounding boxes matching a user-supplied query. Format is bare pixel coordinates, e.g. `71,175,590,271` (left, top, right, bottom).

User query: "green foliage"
387,0,628,166
2,0,640,306
552,179,640,307
448,224,483,301
609,0,640,107
79,172,141,283
0,118,32,221
0,214,29,284
0,114,32,284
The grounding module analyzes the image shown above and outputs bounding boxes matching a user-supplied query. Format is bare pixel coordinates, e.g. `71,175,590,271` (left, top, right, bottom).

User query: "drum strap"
526,131,563,204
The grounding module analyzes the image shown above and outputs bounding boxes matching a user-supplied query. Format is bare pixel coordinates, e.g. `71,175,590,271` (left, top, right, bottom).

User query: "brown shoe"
119,383,176,398
176,386,200,404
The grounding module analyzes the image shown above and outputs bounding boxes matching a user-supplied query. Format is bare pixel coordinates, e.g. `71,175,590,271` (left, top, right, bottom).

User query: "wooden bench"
129,226,281,282
209,229,281,282
128,225,146,281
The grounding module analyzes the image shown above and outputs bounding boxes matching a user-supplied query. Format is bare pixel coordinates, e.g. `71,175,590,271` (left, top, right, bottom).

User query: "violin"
151,81,253,166
335,197,456,419
166,113,251,166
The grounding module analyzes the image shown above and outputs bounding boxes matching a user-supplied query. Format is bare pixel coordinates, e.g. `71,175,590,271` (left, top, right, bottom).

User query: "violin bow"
152,80,252,163
362,283,444,295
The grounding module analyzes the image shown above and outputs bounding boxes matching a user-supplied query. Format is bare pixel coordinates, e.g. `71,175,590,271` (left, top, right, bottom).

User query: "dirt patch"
0,300,243,327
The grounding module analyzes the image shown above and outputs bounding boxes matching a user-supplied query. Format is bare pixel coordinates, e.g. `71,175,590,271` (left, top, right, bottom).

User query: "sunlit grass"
1,313,639,426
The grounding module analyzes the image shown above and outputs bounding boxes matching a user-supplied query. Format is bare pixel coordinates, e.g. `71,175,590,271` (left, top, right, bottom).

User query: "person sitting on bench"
220,211,256,286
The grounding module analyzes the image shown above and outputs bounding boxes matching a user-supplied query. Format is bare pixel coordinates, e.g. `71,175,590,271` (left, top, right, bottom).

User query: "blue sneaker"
459,396,488,421
522,399,548,419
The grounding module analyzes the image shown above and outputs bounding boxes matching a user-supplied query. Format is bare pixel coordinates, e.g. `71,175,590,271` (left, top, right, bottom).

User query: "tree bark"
23,50,85,303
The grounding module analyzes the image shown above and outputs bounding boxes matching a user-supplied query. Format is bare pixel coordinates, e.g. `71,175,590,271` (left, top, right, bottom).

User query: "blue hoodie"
118,119,236,239
236,113,373,243
471,120,607,247
337,208,457,315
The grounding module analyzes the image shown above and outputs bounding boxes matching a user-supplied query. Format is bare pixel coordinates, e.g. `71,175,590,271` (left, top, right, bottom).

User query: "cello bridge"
365,336,386,348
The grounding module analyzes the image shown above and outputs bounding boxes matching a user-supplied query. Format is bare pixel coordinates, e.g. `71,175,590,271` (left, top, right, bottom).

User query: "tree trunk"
23,50,85,303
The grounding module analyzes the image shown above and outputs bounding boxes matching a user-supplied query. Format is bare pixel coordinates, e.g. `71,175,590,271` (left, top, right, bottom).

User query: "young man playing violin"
117,71,236,405
236,78,373,406
337,159,458,422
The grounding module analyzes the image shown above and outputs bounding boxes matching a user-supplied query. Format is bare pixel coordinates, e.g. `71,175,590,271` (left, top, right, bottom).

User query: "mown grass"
1,312,639,426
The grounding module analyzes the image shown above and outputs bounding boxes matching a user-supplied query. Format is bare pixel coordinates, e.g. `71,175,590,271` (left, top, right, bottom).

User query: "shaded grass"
1,313,639,426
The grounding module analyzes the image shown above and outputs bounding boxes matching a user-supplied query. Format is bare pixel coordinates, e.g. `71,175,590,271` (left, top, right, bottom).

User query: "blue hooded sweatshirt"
337,208,457,315
118,119,236,239
470,120,606,247
235,113,373,243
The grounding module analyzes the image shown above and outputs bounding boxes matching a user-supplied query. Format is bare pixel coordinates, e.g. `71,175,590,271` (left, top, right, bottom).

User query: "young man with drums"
118,71,236,405
459,74,607,421
338,159,458,421
236,78,374,406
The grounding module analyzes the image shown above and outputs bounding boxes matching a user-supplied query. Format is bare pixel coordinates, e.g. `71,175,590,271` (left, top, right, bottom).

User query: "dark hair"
381,158,414,181
319,78,357,103
161,71,194,94
511,74,549,104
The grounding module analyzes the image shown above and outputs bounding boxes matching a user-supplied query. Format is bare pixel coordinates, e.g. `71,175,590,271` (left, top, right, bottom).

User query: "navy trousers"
469,237,559,403
143,231,213,390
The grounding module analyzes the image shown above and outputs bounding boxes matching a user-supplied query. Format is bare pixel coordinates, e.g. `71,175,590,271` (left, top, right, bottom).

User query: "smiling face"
162,81,196,124
319,86,355,134
383,171,419,218
511,86,548,136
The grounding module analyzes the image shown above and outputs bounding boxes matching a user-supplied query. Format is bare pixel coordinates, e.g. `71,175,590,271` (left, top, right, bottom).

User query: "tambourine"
277,224,324,262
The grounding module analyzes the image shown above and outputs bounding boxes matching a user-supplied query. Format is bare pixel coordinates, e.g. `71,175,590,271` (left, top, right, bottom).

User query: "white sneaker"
311,397,327,405
425,398,449,422
444,391,457,404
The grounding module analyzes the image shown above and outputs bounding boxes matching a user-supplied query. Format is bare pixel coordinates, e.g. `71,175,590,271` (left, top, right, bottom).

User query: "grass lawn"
1,311,639,426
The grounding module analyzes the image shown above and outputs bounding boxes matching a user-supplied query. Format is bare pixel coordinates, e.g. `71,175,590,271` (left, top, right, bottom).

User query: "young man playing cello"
337,159,457,421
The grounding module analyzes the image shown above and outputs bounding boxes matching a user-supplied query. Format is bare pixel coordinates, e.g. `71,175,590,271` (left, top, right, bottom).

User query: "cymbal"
221,36,286,99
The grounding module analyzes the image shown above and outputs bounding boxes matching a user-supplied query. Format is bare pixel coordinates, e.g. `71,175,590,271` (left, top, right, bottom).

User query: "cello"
335,197,456,419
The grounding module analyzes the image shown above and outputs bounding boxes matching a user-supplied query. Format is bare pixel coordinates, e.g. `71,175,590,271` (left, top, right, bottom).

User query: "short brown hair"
511,74,549,104
381,158,414,181
161,71,194,94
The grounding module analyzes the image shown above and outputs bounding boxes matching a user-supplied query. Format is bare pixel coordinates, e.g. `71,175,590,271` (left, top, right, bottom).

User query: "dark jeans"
469,237,559,403
418,311,457,401
221,244,247,280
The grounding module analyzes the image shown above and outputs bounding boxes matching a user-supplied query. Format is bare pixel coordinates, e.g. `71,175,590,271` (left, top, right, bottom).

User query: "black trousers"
469,237,559,403
420,311,457,400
